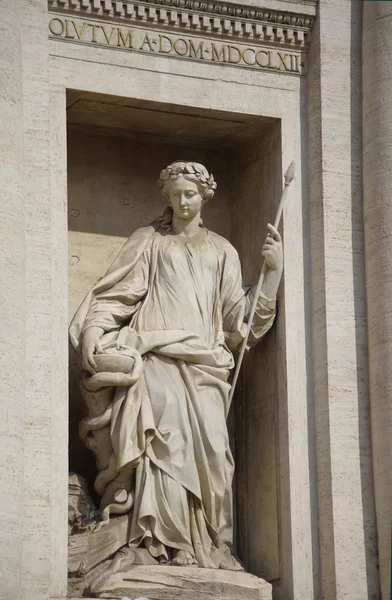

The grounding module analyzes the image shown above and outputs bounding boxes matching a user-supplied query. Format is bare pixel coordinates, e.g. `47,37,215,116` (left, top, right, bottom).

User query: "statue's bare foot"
219,554,244,571
172,550,198,566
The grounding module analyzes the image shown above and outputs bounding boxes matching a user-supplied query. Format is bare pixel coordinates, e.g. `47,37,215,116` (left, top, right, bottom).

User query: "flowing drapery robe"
70,223,276,567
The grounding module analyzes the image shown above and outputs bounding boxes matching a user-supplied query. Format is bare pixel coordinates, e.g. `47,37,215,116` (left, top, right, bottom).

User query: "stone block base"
83,564,272,600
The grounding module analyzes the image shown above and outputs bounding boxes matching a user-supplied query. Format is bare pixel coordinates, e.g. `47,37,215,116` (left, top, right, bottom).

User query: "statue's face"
167,176,203,220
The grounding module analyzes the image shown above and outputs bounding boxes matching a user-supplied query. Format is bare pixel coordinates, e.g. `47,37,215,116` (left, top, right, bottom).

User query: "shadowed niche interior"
67,89,283,581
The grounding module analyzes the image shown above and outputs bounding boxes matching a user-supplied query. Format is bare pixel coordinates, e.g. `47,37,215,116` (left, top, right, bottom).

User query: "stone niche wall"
67,92,282,580
231,126,282,581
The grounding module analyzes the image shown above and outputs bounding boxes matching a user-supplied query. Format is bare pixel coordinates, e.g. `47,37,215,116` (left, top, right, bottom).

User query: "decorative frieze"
48,0,314,48
49,14,306,73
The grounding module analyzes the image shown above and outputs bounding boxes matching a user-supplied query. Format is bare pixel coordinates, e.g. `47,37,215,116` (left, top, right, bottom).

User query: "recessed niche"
67,89,282,582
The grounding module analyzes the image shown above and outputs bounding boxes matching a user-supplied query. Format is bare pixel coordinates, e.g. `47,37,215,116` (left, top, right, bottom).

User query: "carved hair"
156,206,174,231
158,160,217,203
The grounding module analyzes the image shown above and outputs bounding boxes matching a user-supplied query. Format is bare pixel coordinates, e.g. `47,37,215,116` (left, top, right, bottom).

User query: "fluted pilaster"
363,4,392,599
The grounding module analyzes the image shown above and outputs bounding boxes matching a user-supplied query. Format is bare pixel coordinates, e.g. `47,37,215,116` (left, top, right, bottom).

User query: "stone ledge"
77,564,272,600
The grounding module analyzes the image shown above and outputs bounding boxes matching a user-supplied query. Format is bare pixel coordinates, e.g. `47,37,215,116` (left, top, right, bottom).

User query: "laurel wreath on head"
158,160,217,201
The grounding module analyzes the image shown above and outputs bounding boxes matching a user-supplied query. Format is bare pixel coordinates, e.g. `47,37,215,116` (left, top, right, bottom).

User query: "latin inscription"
49,16,304,74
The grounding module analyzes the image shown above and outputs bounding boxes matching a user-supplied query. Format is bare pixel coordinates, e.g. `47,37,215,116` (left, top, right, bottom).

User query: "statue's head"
158,161,217,204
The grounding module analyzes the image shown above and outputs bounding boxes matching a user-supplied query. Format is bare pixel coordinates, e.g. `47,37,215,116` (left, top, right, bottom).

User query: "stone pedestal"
83,565,272,600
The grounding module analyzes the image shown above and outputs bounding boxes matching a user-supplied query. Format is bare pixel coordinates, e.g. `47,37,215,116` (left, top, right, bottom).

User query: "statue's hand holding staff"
228,160,295,405
262,223,283,273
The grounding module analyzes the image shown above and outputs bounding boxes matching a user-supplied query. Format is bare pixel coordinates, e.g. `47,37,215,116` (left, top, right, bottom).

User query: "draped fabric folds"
69,223,276,566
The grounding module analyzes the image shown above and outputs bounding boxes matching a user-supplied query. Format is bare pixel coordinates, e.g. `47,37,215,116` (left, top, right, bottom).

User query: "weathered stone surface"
91,565,272,600
69,515,129,576
70,547,159,598
307,1,380,599
4,1,388,600
0,3,25,600
69,473,99,536
68,473,130,578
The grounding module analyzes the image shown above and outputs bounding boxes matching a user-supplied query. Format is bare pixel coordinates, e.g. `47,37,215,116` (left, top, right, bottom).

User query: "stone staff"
228,160,295,405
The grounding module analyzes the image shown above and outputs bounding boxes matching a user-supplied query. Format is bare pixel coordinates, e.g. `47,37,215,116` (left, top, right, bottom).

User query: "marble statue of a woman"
69,161,283,571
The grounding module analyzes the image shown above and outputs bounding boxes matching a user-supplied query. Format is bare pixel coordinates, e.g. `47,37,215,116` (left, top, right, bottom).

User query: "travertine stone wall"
363,4,392,599
20,1,68,599
308,1,379,599
0,2,25,599
231,125,282,582
4,0,387,599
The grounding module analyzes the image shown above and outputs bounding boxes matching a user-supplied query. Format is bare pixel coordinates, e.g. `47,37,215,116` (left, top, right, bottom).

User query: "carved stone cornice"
48,0,314,48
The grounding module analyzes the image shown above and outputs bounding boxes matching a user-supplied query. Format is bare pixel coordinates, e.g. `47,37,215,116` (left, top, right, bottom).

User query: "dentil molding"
48,0,314,48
